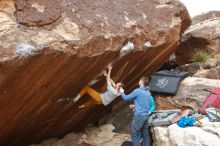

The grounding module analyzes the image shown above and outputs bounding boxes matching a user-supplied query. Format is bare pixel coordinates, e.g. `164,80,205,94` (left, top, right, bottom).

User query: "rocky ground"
29,124,130,146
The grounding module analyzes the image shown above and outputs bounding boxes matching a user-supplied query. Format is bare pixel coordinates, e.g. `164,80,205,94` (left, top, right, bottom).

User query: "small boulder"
202,58,217,69
193,68,220,79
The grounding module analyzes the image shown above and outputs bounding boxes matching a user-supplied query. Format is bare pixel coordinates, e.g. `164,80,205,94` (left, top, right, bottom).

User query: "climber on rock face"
71,64,125,109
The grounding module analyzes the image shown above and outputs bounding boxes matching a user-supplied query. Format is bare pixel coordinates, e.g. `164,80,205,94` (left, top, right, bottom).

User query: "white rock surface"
152,123,220,146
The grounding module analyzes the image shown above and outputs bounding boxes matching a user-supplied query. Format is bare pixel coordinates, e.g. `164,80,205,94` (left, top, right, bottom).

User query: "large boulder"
155,77,220,111
0,0,191,145
152,123,220,146
176,12,220,64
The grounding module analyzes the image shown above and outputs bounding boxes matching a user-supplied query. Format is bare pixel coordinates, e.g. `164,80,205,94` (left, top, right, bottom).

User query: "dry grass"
193,49,211,63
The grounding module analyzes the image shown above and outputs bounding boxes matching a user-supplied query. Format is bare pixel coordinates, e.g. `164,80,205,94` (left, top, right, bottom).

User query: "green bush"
193,50,210,63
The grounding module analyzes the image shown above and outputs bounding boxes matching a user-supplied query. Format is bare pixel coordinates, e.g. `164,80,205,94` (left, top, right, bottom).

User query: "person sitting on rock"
71,64,125,109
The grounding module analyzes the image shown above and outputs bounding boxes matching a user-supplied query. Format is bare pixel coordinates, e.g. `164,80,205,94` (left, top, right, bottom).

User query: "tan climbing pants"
79,86,102,104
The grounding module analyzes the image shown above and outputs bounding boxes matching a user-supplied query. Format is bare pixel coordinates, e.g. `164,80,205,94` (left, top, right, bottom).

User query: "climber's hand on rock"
107,64,113,70
103,70,108,77
119,87,124,93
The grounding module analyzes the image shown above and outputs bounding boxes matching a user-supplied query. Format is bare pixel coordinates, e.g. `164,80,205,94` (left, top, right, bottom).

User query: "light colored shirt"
101,84,119,106
121,87,154,116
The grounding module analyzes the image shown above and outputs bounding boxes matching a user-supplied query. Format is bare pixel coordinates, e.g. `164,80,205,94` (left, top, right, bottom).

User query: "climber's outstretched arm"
106,65,116,87
103,64,116,87
109,78,116,88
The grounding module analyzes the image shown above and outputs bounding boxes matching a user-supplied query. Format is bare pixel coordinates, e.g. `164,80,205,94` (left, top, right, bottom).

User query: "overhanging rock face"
0,0,191,145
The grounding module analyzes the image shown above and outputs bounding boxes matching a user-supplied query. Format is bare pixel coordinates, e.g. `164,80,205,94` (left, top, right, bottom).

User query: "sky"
179,0,220,17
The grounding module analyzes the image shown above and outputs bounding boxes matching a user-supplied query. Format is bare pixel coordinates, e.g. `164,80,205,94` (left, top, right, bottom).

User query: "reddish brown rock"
15,0,62,27
0,0,191,145
154,95,180,110
176,12,220,64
